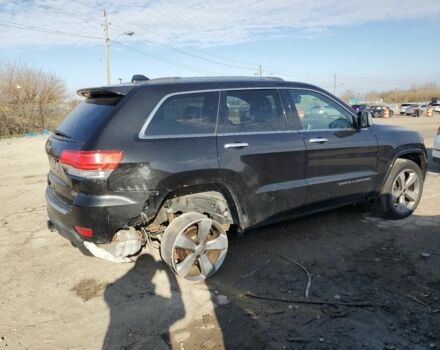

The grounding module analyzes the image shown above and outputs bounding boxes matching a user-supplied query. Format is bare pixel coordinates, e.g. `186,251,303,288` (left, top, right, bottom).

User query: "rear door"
284,89,378,205
138,90,220,191
217,88,307,228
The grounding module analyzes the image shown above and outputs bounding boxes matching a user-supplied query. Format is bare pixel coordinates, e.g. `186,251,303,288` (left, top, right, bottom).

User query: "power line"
112,41,224,75
21,0,102,25
19,0,227,75
0,21,101,40
104,17,257,72
64,1,335,79
14,1,433,88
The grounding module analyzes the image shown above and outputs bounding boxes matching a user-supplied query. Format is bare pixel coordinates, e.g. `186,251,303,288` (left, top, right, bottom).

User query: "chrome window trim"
138,89,220,140
140,133,215,140
138,86,358,139
299,128,355,133
217,130,298,137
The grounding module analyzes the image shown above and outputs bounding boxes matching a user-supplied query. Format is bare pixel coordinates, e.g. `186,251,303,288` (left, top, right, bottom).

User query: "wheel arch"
380,148,427,191
396,151,427,175
150,183,245,230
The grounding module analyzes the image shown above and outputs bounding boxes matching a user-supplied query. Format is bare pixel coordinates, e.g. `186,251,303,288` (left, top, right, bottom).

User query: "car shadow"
102,254,185,350
102,208,440,349
206,209,440,349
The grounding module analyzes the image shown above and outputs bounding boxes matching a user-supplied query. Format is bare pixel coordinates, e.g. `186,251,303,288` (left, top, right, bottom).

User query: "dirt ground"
0,115,439,350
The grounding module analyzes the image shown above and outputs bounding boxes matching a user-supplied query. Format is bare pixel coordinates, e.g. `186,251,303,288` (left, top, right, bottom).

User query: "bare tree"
0,62,67,136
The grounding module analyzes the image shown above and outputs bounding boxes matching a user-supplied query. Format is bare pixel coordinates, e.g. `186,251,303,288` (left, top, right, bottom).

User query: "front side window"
144,91,219,136
218,89,286,133
288,90,353,130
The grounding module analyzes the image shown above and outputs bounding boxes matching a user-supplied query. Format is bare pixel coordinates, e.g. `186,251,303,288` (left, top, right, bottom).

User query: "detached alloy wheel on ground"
380,158,424,219
160,212,228,282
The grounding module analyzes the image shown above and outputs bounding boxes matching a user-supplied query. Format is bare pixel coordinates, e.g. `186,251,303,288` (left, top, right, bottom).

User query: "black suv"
46,76,427,281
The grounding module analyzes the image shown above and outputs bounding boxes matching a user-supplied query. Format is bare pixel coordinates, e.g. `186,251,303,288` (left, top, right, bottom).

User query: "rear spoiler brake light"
77,89,124,99
77,85,134,98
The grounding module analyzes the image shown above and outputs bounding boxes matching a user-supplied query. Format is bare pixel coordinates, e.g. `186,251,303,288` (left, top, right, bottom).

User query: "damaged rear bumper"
46,186,146,261
47,215,144,262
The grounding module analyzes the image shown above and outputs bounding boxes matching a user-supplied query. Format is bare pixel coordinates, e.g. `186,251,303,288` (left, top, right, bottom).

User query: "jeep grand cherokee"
46,76,427,281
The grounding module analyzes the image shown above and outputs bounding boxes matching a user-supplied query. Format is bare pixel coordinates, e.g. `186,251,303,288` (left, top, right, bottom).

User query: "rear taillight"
59,150,123,178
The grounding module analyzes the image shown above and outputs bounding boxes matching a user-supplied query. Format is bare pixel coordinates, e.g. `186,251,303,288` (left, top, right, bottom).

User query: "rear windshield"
55,97,120,142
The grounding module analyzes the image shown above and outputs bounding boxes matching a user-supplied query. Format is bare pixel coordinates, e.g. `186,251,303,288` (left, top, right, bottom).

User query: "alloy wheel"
391,169,420,212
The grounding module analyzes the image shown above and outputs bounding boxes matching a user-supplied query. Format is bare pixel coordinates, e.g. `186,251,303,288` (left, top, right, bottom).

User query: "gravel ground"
0,115,439,350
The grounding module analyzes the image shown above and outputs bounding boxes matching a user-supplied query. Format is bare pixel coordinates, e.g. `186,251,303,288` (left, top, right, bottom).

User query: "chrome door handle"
309,138,328,144
224,142,249,149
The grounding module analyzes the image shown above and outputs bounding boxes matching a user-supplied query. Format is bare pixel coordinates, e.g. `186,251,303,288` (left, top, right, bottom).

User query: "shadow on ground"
103,208,440,349
103,254,184,350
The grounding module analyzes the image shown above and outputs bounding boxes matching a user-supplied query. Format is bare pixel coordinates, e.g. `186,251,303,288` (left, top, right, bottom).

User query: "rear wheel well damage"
88,189,236,262
147,190,235,229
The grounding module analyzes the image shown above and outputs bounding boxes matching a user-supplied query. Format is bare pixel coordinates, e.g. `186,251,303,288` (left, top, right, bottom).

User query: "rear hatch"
46,92,124,204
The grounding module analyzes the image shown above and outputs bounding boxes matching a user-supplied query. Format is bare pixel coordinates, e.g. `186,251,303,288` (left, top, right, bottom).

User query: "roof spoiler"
77,85,134,98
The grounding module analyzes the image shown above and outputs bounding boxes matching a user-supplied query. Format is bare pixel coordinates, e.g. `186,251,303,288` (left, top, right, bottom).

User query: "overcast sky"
1,0,439,95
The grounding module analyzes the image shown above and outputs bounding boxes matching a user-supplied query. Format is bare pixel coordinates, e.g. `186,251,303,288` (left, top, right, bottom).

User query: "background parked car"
368,105,394,118
433,126,440,163
431,103,440,113
351,104,369,112
405,104,421,116
400,103,412,115
419,105,428,114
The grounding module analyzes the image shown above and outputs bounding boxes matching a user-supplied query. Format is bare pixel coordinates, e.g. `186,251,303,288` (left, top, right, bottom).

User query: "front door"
284,89,378,205
217,88,307,228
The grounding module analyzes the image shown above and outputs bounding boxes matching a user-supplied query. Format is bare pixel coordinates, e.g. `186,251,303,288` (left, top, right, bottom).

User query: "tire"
160,212,228,281
379,159,423,219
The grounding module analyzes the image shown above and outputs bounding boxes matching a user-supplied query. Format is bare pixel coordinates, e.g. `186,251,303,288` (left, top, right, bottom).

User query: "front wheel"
379,159,423,219
160,212,228,281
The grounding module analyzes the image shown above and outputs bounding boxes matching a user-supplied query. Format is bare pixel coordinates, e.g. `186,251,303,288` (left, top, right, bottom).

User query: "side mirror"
357,110,372,129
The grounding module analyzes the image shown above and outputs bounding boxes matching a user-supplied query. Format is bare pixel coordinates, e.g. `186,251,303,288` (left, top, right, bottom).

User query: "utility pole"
333,73,336,95
257,64,263,77
103,10,110,85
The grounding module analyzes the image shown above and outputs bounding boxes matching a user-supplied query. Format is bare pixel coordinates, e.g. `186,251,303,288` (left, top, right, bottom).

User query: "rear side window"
218,89,286,133
56,97,119,142
144,91,219,137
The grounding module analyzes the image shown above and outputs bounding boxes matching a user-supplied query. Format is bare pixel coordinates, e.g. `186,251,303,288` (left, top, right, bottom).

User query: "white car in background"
434,126,440,163
431,103,440,113
400,103,411,114
405,104,420,116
